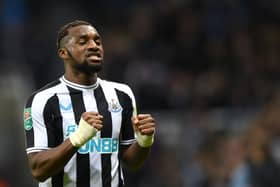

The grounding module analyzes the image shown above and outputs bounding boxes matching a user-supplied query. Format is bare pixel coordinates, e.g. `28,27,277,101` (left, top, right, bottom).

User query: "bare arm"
28,139,77,182
28,111,103,182
121,143,151,171
121,114,155,170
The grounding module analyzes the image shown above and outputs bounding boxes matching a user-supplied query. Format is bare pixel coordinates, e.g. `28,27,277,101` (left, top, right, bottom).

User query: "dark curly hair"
56,20,91,49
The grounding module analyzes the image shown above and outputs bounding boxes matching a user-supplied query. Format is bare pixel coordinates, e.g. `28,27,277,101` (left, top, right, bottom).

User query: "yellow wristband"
136,131,154,148
69,118,98,147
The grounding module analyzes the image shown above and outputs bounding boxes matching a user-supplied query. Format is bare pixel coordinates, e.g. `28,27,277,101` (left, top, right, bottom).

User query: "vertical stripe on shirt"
68,86,90,187
105,87,122,187
82,89,102,187
117,153,123,187
43,94,64,187
94,85,112,187
25,80,61,150
116,89,133,187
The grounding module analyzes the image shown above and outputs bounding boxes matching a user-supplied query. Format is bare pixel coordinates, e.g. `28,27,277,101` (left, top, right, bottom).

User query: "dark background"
1,0,280,186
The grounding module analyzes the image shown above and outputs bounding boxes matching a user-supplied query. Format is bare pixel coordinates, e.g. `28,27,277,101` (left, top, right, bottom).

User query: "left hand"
132,114,155,136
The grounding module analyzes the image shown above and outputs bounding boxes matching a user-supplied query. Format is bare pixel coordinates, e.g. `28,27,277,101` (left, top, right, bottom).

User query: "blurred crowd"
1,0,280,186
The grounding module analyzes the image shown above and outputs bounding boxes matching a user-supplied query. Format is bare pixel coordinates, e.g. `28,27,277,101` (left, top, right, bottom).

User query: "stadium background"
1,0,280,186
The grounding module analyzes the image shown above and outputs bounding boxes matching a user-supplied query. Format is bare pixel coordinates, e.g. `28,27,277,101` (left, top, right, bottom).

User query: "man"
23,20,155,187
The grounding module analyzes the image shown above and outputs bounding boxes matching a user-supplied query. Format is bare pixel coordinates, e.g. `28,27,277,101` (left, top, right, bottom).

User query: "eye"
95,39,101,45
79,39,87,45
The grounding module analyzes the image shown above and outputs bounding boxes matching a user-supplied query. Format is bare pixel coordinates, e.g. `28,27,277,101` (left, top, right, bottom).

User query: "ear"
58,48,68,59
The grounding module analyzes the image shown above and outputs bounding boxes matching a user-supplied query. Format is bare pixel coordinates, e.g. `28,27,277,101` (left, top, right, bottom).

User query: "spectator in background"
194,130,250,187
245,93,280,187
2,0,280,186
0,64,35,186
188,104,280,187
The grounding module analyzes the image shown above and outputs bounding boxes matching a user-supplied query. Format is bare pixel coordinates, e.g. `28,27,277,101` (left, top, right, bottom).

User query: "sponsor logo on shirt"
66,125,119,154
59,103,72,112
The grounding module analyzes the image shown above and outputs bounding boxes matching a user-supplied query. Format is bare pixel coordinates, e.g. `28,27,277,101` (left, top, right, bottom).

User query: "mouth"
86,53,102,63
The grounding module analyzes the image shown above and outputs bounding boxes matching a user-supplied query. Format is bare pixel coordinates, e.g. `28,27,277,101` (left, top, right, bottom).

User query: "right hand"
81,111,103,130
69,111,103,147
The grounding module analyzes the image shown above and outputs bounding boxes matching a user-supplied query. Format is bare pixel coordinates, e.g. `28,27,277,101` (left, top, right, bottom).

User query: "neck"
64,70,98,85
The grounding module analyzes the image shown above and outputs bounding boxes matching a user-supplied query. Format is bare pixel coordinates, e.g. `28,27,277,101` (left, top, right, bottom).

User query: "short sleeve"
115,85,137,146
23,93,50,154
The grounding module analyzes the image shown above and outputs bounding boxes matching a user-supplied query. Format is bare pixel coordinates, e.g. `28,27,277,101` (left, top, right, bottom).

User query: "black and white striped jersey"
23,76,137,187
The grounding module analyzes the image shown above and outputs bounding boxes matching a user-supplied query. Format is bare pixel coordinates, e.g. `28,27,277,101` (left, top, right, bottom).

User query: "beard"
75,60,103,73
67,49,103,73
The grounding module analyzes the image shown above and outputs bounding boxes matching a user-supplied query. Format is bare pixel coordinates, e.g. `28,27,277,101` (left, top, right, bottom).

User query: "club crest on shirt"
24,108,33,130
108,99,122,113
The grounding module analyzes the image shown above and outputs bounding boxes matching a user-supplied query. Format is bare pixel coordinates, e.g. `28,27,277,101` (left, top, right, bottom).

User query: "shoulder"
25,79,62,107
99,78,134,97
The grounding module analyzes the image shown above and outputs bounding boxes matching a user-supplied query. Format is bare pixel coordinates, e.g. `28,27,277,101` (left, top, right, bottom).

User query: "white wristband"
136,131,154,148
69,118,98,147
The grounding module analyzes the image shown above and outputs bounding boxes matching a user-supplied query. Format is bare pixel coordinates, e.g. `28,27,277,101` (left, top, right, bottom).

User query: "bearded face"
60,25,104,74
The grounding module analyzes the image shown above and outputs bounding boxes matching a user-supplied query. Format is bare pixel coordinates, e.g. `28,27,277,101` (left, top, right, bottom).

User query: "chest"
55,91,124,140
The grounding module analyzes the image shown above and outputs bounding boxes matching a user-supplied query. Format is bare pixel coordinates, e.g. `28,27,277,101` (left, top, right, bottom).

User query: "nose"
88,40,98,49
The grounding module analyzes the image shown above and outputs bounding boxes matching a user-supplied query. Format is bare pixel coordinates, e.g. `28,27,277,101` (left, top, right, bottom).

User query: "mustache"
86,51,101,57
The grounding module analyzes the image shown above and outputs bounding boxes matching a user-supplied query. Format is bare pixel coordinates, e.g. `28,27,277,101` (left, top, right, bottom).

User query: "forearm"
122,114,155,170
28,112,102,182
121,142,151,171
28,139,77,182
